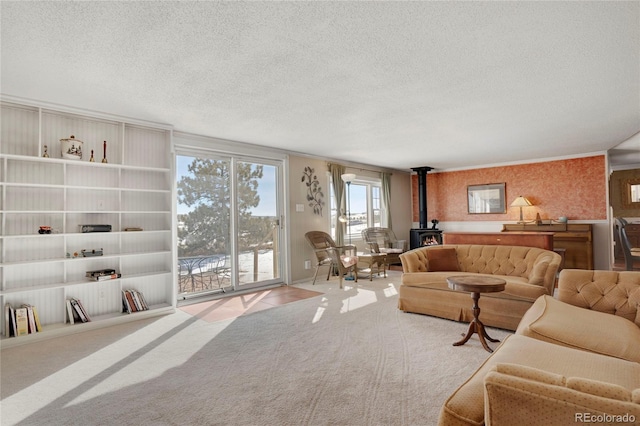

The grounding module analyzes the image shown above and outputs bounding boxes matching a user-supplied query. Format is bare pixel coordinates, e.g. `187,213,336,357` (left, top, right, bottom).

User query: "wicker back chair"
305,231,358,288
361,227,407,266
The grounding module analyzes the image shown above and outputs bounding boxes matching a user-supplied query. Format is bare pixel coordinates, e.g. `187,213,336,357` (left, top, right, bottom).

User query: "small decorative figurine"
101,140,108,163
38,226,52,234
60,135,83,160
42,145,49,158
89,149,95,162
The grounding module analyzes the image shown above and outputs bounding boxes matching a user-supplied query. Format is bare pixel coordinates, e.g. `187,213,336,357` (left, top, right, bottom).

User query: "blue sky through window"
176,156,277,217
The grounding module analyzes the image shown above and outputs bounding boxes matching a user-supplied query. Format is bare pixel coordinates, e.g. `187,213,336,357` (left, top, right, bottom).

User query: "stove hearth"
410,228,443,249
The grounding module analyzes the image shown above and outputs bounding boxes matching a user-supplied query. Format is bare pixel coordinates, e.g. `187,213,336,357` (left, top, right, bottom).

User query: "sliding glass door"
176,153,283,298
236,160,281,288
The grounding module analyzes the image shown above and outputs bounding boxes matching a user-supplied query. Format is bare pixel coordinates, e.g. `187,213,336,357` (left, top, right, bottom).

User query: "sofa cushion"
379,247,403,254
425,247,460,272
483,363,640,426
566,377,632,401
516,295,640,363
401,272,545,301
439,335,640,426
527,255,552,285
492,363,565,385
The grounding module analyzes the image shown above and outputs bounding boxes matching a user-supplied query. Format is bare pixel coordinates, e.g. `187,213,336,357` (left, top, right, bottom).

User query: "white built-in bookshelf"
0,100,175,348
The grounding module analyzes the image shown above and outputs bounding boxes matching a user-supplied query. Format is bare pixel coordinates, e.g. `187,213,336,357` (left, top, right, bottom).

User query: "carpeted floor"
1,271,511,426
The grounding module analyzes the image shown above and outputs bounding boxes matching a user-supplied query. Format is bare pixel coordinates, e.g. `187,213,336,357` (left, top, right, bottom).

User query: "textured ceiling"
2,1,639,171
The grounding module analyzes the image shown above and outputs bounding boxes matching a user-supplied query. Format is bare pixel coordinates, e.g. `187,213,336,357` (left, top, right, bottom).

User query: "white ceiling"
2,1,639,171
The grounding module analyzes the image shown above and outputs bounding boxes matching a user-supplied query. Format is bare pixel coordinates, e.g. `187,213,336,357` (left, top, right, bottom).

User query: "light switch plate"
296,204,304,212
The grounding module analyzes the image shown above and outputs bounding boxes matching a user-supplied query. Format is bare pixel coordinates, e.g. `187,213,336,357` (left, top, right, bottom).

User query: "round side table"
446,275,506,352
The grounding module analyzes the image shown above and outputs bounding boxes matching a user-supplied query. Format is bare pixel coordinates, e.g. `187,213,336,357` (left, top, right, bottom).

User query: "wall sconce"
510,196,533,224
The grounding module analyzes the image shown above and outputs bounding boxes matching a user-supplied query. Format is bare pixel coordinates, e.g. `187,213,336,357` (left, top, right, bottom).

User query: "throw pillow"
425,248,460,272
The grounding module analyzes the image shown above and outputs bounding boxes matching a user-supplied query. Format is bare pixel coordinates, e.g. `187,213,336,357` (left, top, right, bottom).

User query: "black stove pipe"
412,166,433,229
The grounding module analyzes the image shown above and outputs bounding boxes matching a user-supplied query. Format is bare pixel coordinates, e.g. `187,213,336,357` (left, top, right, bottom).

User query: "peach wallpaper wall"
412,155,607,223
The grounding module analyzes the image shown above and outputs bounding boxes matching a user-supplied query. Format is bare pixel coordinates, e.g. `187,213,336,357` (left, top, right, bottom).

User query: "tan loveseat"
439,269,640,426
399,245,562,330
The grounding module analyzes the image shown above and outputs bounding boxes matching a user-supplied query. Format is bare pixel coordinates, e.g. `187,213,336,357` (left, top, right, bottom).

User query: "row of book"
4,303,42,337
66,297,91,324
122,289,149,313
5,290,149,336
86,268,121,281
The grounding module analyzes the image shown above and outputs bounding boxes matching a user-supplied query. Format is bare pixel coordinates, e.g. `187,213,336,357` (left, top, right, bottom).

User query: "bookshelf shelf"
0,100,176,348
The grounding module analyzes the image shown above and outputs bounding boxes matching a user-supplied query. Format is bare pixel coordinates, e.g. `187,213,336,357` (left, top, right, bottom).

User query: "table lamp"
510,196,533,224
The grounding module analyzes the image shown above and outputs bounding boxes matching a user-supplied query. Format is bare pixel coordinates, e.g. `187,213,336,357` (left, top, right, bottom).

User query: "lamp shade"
510,196,533,208
341,173,356,183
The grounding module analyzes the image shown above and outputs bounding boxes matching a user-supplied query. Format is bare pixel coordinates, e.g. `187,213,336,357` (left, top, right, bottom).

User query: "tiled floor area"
179,285,323,323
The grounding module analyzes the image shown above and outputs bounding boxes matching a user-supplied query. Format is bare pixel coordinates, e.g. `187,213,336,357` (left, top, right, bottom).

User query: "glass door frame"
173,135,288,299
233,155,285,291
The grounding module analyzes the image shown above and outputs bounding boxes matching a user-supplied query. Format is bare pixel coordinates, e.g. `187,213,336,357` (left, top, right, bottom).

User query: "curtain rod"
326,162,393,175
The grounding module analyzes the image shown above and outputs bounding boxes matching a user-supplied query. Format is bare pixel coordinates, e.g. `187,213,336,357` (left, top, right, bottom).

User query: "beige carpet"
1,272,511,426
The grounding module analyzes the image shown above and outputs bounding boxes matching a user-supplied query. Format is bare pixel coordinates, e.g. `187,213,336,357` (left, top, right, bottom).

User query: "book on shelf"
4,303,41,337
14,308,29,336
90,273,122,281
122,289,149,314
4,303,11,337
31,305,43,332
22,304,37,333
66,299,75,324
69,298,91,323
86,268,116,277
10,304,17,337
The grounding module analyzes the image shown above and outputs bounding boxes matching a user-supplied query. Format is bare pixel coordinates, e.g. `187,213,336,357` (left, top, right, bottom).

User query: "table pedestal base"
453,292,500,353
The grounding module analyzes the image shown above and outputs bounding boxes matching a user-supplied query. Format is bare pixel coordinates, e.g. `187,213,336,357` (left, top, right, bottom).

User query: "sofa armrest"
557,269,640,327
399,248,429,273
484,364,640,426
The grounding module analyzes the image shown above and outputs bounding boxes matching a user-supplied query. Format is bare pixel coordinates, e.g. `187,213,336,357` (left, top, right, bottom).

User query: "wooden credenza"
442,232,554,250
502,224,593,270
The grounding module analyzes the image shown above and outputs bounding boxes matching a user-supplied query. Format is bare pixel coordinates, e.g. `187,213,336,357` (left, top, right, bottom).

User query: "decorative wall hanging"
468,183,506,214
302,166,324,216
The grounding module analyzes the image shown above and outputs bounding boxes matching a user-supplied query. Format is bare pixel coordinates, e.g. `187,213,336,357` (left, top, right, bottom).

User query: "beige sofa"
439,269,640,426
399,245,562,331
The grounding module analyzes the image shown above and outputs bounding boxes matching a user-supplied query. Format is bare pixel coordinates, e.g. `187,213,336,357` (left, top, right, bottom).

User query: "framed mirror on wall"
468,183,506,214
623,177,640,207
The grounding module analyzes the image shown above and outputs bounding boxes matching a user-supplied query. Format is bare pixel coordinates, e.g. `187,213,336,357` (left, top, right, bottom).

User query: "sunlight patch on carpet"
4,313,232,421
384,283,398,297
340,287,378,313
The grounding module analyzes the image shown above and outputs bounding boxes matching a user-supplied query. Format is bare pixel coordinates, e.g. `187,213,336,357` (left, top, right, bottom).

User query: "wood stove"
410,228,443,249
410,166,443,249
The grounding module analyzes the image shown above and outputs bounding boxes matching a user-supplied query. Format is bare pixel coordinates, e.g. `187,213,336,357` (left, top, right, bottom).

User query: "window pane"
237,162,280,285
372,186,381,227
177,155,231,295
330,178,386,240
346,184,367,240
330,184,337,238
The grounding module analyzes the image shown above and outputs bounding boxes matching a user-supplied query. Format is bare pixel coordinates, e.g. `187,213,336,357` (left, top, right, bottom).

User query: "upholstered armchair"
362,227,407,266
